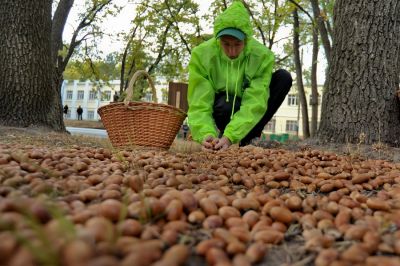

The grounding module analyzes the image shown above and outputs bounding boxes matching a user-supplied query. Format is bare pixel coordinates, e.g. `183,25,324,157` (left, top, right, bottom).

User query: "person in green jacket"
187,1,292,151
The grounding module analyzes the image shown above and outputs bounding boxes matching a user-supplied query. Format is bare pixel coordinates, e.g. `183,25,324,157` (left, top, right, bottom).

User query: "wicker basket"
98,70,187,149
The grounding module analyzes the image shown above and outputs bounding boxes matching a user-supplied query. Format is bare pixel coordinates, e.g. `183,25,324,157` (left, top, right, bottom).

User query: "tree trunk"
293,9,310,138
52,0,74,67
51,0,74,132
120,26,139,96
310,26,319,137
120,41,131,95
318,0,400,146
310,0,331,65
320,0,334,39
0,1,63,130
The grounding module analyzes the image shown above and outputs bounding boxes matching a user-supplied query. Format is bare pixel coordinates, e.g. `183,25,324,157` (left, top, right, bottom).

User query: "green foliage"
320,0,334,25
63,53,120,81
57,46,69,60
114,0,204,99
61,0,335,96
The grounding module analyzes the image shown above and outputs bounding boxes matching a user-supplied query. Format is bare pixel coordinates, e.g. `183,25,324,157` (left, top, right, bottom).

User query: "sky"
63,0,326,84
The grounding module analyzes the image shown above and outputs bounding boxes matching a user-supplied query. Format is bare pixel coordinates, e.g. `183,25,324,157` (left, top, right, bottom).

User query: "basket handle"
125,70,158,104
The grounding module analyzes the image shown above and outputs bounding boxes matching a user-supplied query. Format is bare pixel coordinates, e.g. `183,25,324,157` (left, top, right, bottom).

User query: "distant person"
187,2,292,151
182,123,190,140
113,92,120,102
63,104,68,118
77,105,83,120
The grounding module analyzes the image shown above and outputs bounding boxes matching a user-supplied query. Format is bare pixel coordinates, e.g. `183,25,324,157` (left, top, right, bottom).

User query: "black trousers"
213,69,293,146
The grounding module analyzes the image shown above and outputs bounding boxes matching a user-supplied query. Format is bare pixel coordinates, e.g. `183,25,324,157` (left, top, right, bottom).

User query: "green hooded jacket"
187,1,275,144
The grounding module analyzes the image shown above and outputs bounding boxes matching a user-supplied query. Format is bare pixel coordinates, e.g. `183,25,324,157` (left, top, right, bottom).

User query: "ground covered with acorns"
1,126,400,266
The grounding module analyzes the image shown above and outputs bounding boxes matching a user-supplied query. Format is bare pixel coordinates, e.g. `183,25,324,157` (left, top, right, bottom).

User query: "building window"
87,110,95,120
264,119,276,132
286,120,298,132
287,94,298,106
77,90,84,100
102,91,111,101
89,90,97,100
66,90,73,100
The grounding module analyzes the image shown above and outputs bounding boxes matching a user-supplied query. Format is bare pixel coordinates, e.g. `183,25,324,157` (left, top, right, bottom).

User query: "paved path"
66,127,107,138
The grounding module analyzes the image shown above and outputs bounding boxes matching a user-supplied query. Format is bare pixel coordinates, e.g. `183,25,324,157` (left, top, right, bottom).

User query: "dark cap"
216,27,245,41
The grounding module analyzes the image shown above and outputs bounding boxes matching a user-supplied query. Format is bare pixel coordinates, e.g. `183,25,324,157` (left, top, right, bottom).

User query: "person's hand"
214,136,231,151
202,135,217,151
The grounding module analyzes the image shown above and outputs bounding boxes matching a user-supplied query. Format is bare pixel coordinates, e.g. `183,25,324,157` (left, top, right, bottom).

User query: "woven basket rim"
98,101,187,116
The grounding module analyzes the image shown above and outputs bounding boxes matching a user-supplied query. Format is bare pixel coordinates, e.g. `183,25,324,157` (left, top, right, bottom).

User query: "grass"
10,201,77,266
170,139,202,153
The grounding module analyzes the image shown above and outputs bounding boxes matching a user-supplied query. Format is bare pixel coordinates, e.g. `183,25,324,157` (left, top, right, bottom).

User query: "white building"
61,79,167,121
262,85,323,138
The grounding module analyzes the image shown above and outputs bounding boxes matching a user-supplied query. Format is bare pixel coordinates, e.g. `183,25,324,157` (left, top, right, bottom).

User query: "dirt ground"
62,120,400,163
255,138,400,163
1,125,400,266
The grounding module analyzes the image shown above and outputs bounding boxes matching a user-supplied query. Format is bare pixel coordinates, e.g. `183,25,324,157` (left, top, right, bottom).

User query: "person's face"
220,35,245,59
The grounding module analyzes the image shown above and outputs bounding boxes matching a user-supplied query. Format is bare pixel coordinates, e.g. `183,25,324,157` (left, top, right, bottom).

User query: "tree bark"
51,0,74,67
51,0,74,132
310,26,319,137
147,23,173,75
320,0,334,39
318,0,400,146
293,9,310,138
120,26,139,95
310,0,331,65
0,1,63,130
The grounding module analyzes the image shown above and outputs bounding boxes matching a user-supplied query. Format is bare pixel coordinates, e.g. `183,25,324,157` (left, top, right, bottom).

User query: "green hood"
213,1,253,39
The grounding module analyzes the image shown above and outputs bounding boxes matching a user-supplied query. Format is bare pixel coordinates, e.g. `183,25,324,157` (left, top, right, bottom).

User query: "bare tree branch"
276,53,292,64
222,0,227,9
242,1,267,46
51,0,74,66
165,0,192,54
147,22,173,74
310,0,331,64
138,1,185,74
120,24,140,94
59,0,113,75
287,0,313,21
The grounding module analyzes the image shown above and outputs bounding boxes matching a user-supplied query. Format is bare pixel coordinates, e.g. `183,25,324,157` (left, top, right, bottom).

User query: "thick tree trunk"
293,9,310,138
0,1,64,130
318,0,400,146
